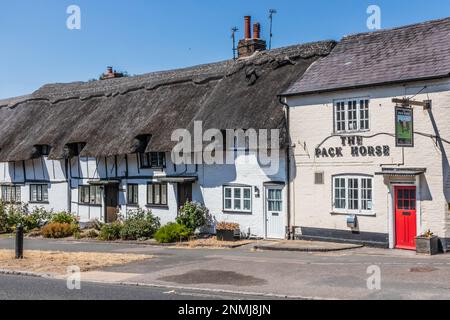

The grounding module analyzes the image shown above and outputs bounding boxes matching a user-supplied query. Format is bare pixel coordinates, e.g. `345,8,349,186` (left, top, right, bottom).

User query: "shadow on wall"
420,174,433,202
427,108,450,202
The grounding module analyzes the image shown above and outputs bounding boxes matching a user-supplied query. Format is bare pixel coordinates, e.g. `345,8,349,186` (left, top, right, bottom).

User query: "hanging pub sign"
395,106,414,147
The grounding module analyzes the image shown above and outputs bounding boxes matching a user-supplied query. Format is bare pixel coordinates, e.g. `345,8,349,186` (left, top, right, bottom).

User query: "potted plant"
216,222,240,242
416,230,440,255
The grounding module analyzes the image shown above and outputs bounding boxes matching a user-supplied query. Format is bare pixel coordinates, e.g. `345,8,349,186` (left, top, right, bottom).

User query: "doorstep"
253,240,363,252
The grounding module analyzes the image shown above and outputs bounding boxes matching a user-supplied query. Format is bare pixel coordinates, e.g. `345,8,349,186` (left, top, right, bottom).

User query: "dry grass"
0,250,151,275
175,237,254,249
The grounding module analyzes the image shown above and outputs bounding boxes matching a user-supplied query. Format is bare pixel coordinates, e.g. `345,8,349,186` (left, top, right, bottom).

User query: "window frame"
147,182,168,207
332,175,374,215
79,185,102,206
333,98,370,133
139,152,166,169
0,185,21,204
223,185,252,213
30,184,49,203
127,184,139,206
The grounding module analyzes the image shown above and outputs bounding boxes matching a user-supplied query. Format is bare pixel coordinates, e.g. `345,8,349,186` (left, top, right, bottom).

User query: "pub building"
281,17,450,250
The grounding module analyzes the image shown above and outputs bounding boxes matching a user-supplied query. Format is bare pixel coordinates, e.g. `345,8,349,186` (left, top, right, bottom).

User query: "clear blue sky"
0,0,449,99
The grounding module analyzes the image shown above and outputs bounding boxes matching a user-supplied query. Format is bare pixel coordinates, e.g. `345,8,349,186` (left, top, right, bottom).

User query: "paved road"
1,238,450,299
0,274,269,300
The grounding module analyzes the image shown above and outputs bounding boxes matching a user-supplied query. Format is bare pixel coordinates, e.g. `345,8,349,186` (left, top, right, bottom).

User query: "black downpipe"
278,96,292,240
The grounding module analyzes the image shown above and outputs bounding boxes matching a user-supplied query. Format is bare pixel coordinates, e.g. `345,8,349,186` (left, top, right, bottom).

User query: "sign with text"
395,107,414,147
315,136,390,159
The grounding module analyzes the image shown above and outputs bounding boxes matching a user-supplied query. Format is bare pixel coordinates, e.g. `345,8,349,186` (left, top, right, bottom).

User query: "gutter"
278,96,292,240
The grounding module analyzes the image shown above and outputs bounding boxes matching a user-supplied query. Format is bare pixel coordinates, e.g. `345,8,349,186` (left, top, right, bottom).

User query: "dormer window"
32,144,51,158
140,152,166,169
64,142,86,158
334,99,370,133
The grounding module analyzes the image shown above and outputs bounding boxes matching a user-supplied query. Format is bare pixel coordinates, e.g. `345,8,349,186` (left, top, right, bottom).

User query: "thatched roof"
283,17,450,96
0,41,335,161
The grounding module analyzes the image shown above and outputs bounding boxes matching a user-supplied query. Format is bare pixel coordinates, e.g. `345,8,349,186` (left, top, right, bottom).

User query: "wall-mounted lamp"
254,186,260,198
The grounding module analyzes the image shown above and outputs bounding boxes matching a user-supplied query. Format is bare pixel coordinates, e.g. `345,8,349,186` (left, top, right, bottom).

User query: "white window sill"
330,211,376,217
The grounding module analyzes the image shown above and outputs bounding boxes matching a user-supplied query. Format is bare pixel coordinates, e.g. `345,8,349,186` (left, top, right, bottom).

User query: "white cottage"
0,20,335,239
282,17,450,250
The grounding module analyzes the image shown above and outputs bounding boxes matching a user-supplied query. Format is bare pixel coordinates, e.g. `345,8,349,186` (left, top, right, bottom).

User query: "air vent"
314,172,324,185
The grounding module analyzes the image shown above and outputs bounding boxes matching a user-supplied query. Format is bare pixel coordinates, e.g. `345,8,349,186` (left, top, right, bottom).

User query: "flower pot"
416,236,439,255
216,229,236,242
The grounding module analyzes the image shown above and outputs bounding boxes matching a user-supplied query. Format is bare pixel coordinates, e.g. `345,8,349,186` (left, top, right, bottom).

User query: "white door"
265,186,285,239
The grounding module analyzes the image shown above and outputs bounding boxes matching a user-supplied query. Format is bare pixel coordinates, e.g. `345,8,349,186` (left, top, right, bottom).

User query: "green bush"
0,202,50,233
154,223,192,243
51,212,77,224
120,209,161,240
22,207,52,232
176,201,209,231
99,222,123,241
0,201,7,233
42,222,78,239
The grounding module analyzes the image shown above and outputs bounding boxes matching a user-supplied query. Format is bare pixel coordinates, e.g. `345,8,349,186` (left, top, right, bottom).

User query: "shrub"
120,209,161,240
51,212,77,224
176,202,209,231
99,222,123,241
0,201,7,233
42,222,78,239
22,207,52,232
0,202,50,233
154,223,192,243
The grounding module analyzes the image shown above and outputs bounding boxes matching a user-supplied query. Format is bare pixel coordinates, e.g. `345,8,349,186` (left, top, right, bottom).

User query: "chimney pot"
253,22,261,39
244,16,251,39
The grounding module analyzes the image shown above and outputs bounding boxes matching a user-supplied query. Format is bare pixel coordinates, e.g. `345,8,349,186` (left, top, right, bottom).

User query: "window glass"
334,176,373,213
335,99,370,133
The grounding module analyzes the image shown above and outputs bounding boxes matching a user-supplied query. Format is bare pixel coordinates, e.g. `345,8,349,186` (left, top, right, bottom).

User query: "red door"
395,186,417,250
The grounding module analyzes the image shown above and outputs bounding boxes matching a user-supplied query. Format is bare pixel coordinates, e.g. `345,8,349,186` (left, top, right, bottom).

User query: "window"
334,99,370,133
333,176,373,214
79,185,102,205
127,184,139,205
30,184,48,203
223,186,252,213
140,152,166,169
267,188,283,212
147,183,168,206
1,185,21,203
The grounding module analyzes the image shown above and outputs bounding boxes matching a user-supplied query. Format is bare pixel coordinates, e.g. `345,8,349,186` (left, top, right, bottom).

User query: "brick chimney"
101,66,124,80
237,16,267,59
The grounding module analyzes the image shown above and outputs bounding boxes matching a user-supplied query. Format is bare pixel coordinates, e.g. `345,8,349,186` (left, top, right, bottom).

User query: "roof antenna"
231,26,239,60
268,9,277,50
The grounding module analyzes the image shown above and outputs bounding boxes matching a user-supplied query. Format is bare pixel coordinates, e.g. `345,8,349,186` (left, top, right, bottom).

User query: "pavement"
253,240,363,252
1,238,450,300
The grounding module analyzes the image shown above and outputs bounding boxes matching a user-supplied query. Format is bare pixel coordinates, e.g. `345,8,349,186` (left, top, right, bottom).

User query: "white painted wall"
287,78,450,245
0,150,287,239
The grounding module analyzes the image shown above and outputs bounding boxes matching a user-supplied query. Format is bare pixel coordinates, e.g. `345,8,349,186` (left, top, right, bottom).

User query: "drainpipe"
65,158,72,213
278,96,292,240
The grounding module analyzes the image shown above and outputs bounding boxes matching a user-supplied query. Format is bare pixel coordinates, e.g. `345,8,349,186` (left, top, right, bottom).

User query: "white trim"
332,175,374,215
333,97,371,134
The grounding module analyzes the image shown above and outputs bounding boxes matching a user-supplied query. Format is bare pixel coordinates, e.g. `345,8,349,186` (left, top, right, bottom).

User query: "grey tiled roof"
283,17,450,96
